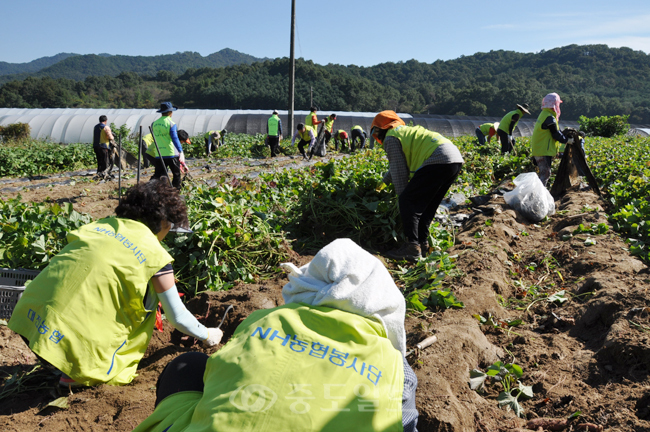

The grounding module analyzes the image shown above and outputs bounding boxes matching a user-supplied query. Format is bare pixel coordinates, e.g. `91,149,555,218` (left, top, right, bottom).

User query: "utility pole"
288,0,296,134
310,87,313,108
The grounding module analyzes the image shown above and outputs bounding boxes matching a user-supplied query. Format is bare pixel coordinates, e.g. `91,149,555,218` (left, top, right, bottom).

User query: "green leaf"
505,363,523,379
568,411,582,420
469,369,488,391
406,293,426,312
498,391,524,417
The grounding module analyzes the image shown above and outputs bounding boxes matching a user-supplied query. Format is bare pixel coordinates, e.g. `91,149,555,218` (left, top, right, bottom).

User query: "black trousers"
351,129,365,150
155,352,208,406
399,163,462,244
151,157,182,189
497,129,514,153
94,146,109,174
297,139,309,157
268,135,280,157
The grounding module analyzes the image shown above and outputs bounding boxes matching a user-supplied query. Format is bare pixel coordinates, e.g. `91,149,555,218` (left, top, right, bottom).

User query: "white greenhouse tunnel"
1,108,647,144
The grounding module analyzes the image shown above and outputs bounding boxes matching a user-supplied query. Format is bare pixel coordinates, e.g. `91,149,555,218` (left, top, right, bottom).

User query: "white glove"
204,328,223,347
179,152,186,164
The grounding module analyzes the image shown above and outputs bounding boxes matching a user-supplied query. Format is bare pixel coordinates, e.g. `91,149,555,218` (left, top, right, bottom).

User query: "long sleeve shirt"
541,116,568,144
169,123,183,154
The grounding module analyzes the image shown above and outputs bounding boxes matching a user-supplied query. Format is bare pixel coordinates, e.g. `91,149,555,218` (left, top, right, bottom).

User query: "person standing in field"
530,93,568,186
291,123,316,160
351,125,368,150
497,103,530,153
305,106,322,135
371,110,464,261
147,102,185,189
92,115,114,178
475,122,499,146
267,110,283,157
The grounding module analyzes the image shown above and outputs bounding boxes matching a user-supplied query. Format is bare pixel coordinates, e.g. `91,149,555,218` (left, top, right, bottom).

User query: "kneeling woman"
9,178,222,387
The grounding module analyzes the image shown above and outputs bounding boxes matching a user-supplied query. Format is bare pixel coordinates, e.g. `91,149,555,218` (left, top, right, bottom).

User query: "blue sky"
2,0,649,66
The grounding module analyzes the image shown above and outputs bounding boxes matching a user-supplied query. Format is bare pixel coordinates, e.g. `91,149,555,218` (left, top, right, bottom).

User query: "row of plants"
2,132,648,293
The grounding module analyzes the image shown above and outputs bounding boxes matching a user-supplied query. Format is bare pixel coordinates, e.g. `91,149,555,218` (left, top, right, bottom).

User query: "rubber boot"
384,243,421,262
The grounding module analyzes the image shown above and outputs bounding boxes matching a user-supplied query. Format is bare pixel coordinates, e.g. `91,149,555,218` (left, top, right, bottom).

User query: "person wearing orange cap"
370,111,464,261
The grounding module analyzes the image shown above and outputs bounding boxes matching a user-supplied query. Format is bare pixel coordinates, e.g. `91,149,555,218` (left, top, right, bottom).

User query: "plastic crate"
0,268,40,286
0,268,40,320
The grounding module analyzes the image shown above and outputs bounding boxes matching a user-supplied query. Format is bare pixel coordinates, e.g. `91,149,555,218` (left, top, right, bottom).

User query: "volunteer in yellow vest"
351,124,368,150
475,122,499,146
333,129,350,152
133,238,419,432
8,179,223,388
267,110,283,157
146,102,186,189
305,106,322,135
371,111,464,261
92,115,115,178
291,123,316,160
204,129,227,156
322,113,337,147
497,103,530,153
530,93,569,186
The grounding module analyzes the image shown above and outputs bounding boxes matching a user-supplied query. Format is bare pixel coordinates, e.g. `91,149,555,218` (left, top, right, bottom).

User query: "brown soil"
1,165,649,431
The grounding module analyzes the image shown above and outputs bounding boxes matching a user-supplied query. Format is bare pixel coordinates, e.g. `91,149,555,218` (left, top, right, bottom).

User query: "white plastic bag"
503,172,556,222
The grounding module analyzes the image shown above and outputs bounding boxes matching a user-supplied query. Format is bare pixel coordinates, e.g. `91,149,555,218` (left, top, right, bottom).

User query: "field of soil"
1,155,649,431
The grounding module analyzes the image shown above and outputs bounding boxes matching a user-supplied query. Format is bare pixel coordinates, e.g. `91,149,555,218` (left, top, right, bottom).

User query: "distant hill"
1,45,649,123
0,53,78,76
0,49,267,84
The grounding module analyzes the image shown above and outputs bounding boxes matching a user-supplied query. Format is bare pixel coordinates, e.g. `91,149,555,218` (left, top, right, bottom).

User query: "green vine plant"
469,361,533,417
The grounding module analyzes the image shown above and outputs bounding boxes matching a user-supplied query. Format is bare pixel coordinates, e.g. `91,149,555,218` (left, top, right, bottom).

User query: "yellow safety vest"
305,112,318,131
530,108,561,157
386,125,452,178
133,303,404,432
9,218,172,386
147,116,178,158
299,125,314,142
498,109,524,134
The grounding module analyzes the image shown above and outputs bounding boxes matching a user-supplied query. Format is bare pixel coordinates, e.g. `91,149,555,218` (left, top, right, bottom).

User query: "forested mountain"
1,44,649,123
0,49,266,85
0,53,78,76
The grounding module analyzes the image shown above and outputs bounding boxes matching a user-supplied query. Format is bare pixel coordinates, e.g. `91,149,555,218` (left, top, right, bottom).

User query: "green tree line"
1,44,649,123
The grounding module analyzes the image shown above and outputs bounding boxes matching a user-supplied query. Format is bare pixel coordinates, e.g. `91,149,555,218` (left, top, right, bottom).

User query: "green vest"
352,125,364,132
8,218,172,386
498,109,523,134
299,125,314,142
204,130,218,139
324,117,335,132
133,303,404,432
479,123,495,136
268,115,280,136
386,125,452,178
147,116,177,158
305,112,318,131
530,108,560,157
